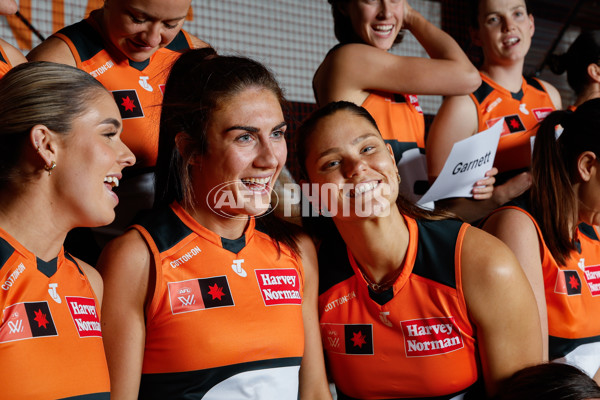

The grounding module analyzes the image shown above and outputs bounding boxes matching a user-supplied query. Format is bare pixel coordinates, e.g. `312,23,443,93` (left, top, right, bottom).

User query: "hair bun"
548,52,568,75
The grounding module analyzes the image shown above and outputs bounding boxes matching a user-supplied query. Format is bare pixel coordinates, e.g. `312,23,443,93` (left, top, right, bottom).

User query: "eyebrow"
316,132,378,160
100,118,122,129
130,7,187,22
225,121,287,133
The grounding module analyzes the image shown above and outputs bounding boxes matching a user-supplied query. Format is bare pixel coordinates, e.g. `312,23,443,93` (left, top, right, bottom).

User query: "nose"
255,141,281,169
342,156,367,179
377,0,392,19
118,140,136,168
502,17,515,32
141,22,163,48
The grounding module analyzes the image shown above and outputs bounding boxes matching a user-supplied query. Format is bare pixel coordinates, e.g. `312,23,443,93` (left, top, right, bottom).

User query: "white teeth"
374,25,393,32
242,177,271,185
505,37,519,45
104,176,119,188
352,181,378,197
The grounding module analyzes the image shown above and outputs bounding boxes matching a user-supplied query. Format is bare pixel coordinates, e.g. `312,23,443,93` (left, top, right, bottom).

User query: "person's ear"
175,132,201,165
30,124,58,171
577,151,597,183
588,63,600,84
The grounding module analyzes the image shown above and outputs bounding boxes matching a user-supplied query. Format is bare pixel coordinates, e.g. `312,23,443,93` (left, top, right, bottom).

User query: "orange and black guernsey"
53,15,193,168
0,45,13,77
0,228,110,399
488,196,600,378
318,217,481,399
133,202,305,399
469,73,555,183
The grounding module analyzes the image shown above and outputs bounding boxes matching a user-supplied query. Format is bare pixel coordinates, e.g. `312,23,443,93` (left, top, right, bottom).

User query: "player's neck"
481,62,524,93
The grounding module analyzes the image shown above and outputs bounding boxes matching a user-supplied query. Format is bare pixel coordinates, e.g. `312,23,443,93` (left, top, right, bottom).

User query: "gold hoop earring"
44,161,56,176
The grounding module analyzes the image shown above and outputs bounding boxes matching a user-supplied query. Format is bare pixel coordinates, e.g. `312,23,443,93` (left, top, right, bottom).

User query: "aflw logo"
401,316,464,357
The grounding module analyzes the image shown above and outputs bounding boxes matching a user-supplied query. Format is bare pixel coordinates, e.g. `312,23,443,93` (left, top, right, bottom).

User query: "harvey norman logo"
401,316,464,357
255,269,302,306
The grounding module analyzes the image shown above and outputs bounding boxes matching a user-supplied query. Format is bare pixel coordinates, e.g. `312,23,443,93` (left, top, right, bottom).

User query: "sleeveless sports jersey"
53,14,193,168
318,217,481,399
132,202,305,399
0,44,12,77
362,91,428,203
469,73,555,182
488,199,600,378
0,228,110,399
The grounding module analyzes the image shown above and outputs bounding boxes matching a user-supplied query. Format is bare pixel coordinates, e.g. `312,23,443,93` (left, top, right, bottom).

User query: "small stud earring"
44,161,57,176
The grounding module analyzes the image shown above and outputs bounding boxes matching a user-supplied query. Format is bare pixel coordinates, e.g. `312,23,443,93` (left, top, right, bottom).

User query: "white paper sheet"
417,119,504,205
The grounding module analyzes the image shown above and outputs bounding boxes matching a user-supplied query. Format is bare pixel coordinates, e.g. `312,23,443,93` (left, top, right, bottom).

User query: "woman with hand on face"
98,48,331,400
0,0,26,76
296,101,542,399
314,0,481,204
426,0,562,223
27,0,209,262
550,30,600,110
482,99,600,382
0,62,134,399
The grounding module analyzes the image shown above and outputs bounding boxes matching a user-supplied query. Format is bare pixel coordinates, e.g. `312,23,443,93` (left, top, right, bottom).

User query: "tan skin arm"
539,79,563,110
461,226,543,396
481,208,549,361
27,36,77,65
297,233,333,400
97,230,151,400
0,38,26,67
426,95,532,222
77,259,104,305
313,3,480,106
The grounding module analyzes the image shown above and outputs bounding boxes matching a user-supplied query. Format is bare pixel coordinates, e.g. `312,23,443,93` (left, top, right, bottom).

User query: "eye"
323,160,340,169
103,132,118,141
236,133,254,143
271,129,286,139
486,15,499,25
129,13,146,24
361,145,375,154
163,21,178,29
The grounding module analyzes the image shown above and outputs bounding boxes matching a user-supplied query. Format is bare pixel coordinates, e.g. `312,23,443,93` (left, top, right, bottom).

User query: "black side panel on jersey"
579,223,599,241
166,30,191,51
138,357,302,399
412,219,463,289
59,392,110,400
318,230,355,295
56,20,104,63
471,80,494,104
135,207,193,253
525,76,546,93
0,236,14,272
0,50,6,63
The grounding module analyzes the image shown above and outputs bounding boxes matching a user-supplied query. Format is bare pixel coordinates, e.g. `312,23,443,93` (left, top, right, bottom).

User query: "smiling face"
191,86,287,219
53,90,135,228
303,108,399,220
344,0,404,50
473,0,534,66
102,0,191,62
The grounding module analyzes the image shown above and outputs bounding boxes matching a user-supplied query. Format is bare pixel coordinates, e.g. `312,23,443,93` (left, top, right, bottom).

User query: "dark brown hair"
494,363,600,400
531,98,600,265
550,30,600,96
